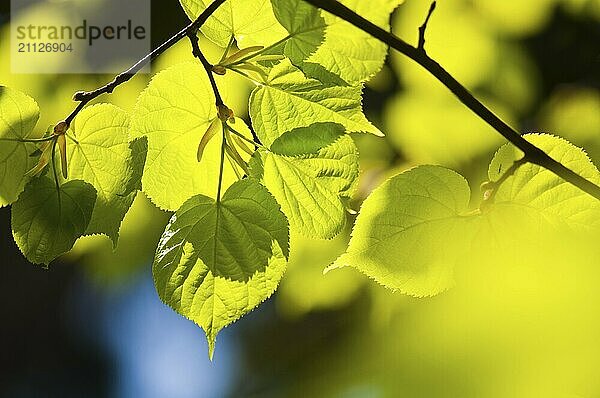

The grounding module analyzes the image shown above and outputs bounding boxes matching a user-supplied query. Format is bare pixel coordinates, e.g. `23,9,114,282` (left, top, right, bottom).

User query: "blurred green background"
1,0,600,397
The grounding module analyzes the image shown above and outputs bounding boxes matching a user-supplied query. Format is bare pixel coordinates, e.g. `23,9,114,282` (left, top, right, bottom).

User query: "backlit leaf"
332,165,476,297
11,177,96,265
0,86,41,207
65,104,142,244
130,62,253,211
252,123,359,238
179,0,287,48
249,59,382,147
153,179,289,357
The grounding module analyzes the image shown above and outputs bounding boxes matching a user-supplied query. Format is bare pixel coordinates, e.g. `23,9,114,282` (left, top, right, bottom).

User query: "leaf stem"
225,22,327,67
0,136,56,144
216,122,228,202
301,0,600,201
227,124,265,150
50,138,61,211
225,67,263,85
226,152,243,180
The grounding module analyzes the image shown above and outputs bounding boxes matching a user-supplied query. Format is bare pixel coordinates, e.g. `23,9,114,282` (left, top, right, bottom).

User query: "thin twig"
187,30,233,201
418,1,437,51
0,136,55,143
227,125,265,149
301,0,600,201
50,138,61,210
216,123,228,202
63,0,227,126
187,31,225,108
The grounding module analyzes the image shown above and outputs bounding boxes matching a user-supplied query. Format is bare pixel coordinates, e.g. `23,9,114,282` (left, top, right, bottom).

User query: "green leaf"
66,104,144,244
153,179,289,357
0,86,41,207
332,165,476,297
11,177,97,265
270,0,326,63
130,62,253,211
251,123,359,239
334,134,600,298
180,0,287,48
249,59,382,147
304,0,403,84
488,133,600,230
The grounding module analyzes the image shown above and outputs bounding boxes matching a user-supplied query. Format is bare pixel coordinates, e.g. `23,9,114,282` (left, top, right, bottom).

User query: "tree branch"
64,0,227,126
301,0,600,201
418,1,436,51
187,31,225,109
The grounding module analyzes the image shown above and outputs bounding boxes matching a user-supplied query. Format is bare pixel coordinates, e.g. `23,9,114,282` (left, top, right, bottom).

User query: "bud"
217,105,234,122
212,65,227,75
54,121,68,136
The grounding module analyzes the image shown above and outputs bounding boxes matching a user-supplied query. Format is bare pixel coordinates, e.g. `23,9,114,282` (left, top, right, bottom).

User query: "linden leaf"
270,0,326,63
251,123,359,239
179,0,287,48
130,62,253,211
153,179,289,358
66,104,144,244
0,86,41,207
334,134,600,298
249,59,382,147
305,0,403,84
332,165,476,297
11,177,97,265
488,133,600,230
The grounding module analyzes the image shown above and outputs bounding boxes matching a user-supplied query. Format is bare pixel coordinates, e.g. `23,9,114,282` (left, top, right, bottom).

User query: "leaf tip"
206,333,217,361
373,129,385,137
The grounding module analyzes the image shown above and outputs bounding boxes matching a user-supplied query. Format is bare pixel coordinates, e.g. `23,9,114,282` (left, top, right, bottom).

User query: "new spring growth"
217,104,235,122
26,121,70,178
54,121,69,179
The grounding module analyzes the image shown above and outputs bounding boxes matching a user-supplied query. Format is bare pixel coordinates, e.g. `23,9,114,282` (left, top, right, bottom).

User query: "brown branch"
418,1,436,51
301,0,600,201
64,0,227,126
187,31,226,109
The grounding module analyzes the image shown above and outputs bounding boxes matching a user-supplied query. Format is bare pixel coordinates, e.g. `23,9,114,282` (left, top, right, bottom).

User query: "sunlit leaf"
130,62,252,211
487,134,600,230
179,0,287,48
332,165,475,296
0,86,41,207
252,123,359,238
305,0,403,84
11,177,97,265
250,59,382,147
153,179,289,357
270,0,326,63
66,104,144,244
